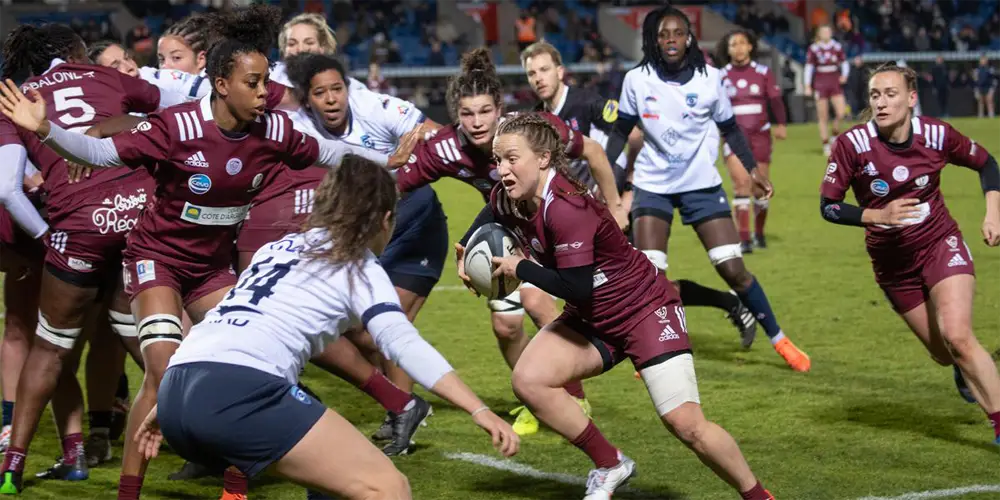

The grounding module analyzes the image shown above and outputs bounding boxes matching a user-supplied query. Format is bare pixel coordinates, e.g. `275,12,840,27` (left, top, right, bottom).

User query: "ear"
908,89,918,109
538,149,552,171
215,76,229,98
556,65,565,82
196,51,207,72
382,210,394,231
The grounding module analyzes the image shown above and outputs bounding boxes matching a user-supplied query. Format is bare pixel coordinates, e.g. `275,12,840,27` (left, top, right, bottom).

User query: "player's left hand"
134,404,163,461
982,214,1000,246
0,79,47,134
491,254,524,279
773,124,787,140
751,169,774,200
388,127,421,170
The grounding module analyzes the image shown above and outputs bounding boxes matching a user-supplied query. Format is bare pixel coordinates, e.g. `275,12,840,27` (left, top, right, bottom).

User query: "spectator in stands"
367,59,387,92
974,55,997,119
428,38,446,67
930,26,953,51
929,55,951,117
780,59,796,121
914,27,931,52
515,10,538,52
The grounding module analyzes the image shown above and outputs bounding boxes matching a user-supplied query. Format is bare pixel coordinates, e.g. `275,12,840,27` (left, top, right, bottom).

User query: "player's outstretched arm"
581,136,627,230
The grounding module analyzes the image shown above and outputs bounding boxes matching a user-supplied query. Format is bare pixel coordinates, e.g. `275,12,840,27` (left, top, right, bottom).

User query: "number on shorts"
227,256,301,306
53,87,96,132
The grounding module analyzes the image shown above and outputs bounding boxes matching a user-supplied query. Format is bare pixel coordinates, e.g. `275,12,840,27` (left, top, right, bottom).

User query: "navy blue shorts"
380,185,448,296
631,184,731,226
158,362,325,478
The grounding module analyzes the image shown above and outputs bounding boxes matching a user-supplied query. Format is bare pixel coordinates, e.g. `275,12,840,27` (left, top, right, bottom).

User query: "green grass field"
9,118,1000,499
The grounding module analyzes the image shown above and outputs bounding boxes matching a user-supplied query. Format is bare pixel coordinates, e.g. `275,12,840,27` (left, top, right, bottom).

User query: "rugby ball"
463,223,522,300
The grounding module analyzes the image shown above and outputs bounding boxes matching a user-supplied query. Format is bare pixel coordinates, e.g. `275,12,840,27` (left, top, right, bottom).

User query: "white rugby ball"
463,223,522,300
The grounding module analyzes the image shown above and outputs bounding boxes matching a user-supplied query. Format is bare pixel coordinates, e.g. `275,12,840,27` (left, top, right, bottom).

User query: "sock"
116,374,130,401
988,412,1000,440
1,447,26,474
89,411,112,434
733,197,751,243
564,381,586,400
677,279,740,311
61,432,84,464
1,401,12,427
223,468,249,495
117,474,143,500
740,481,771,500
360,370,412,415
753,198,769,239
735,277,781,339
570,421,620,469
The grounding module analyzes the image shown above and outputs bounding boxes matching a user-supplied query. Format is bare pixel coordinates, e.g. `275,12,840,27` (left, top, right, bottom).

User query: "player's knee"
109,310,137,339
137,314,183,352
510,364,546,402
642,249,668,272
943,328,979,358
35,312,81,351
355,470,410,500
491,316,524,342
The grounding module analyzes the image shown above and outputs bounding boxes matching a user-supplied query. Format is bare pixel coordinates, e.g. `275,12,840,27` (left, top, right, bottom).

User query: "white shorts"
639,353,700,416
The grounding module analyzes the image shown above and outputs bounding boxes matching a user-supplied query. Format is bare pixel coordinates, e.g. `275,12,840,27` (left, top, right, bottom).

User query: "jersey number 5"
53,87,96,133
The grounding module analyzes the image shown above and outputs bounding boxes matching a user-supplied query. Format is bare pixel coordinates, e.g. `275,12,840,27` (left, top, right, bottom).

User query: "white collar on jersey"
199,94,214,121
43,58,66,75
549,85,570,115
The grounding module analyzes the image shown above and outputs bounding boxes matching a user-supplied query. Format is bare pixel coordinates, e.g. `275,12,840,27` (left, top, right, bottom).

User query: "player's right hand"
388,128,421,170
66,162,92,184
0,79,47,133
134,404,163,461
982,213,1000,246
879,198,923,226
751,169,774,200
804,86,813,97
454,243,479,296
472,409,520,457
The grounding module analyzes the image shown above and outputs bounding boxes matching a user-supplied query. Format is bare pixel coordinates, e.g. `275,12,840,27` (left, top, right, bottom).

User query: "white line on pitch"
444,452,662,499
855,484,1000,500
434,285,468,292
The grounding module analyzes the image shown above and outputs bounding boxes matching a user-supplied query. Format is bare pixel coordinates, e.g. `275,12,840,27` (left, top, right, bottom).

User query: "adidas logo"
947,253,967,268
184,151,209,168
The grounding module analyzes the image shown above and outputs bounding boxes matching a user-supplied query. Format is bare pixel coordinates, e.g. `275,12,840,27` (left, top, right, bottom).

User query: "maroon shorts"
122,257,237,307
724,130,772,164
236,189,311,253
870,232,976,314
812,80,843,99
559,298,692,371
44,177,149,287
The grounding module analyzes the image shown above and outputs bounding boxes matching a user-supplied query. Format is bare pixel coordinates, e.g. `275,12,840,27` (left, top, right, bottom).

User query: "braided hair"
204,4,282,86
1,24,85,81
638,5,707,76
446,48,503,122
715,29,758,67
495,113,589,196
162,13,216,57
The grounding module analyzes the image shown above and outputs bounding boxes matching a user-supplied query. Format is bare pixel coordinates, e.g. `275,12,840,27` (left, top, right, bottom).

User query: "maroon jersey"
0,63,160,224
806,40,846,90
721,62,786,133
397,111,584,201
491,171,677,335
821,117,990,251
112,97,320,267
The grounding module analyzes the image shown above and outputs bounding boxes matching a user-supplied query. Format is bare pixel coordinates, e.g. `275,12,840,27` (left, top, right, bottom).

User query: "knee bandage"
753,198,769,210
642,250,668,272
732,197,751,209
640,353,700,416
707,244,742,267
137,314,183,351
489,290,524,315
109,310,137,338
36,313,82,350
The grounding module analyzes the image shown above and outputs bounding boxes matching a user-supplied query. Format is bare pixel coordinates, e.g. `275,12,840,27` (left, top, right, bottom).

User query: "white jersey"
619,64,731,194
169,229,453,388
288,84,425,153
138,66,211,101
270,60,369,94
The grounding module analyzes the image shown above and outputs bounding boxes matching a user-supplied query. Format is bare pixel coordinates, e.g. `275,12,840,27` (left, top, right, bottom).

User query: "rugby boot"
582,453,636,500
372,413,393,441
84,431,113,467
220,491,247,500
754,234,768,249
510,406,539,436
727,291,758,350
774,337,811,372
576,397,592,419
36,453,89,481
0,471,21,495
382,395,432,456
954,366,976,403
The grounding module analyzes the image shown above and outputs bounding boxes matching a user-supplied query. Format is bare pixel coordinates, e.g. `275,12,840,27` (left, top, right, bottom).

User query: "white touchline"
434,285,470,292
855,484,1000,500
444,452,662,499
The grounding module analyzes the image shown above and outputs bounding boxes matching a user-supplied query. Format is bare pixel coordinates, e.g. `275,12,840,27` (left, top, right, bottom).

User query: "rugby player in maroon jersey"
459,113,774,500
717,29,787,252
805,25,849,156
820,63,1000,445
0,6,398,499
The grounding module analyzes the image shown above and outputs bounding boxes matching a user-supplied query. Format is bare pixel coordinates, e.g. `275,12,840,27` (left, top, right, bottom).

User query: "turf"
6,118,999,500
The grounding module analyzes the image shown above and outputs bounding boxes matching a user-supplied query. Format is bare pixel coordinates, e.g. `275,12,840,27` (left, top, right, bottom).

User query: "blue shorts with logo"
158,362,325,478
632,184,732,225
380,185,448,296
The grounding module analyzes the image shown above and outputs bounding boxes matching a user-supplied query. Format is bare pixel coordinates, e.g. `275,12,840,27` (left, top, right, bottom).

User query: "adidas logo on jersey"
185,151,209,168
947,253,967,268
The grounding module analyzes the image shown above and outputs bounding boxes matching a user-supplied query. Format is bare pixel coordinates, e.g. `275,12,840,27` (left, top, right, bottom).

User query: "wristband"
470,406,490,417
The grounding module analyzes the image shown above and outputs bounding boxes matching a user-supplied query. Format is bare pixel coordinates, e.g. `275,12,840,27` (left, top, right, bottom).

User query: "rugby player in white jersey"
134,156,518,500
602,6,811,372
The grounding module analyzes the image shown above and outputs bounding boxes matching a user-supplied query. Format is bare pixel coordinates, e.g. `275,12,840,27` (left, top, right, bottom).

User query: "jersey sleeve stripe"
434,141,452,164
845,129,862,153
446,138,462,161
175,113,188,142
361,302,404,330
265,115,273,141
189,111,203,139
934,124,944,150
278,114,286,142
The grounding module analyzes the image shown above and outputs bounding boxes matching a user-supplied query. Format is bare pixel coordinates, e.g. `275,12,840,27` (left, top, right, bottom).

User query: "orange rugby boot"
774,337,811,372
